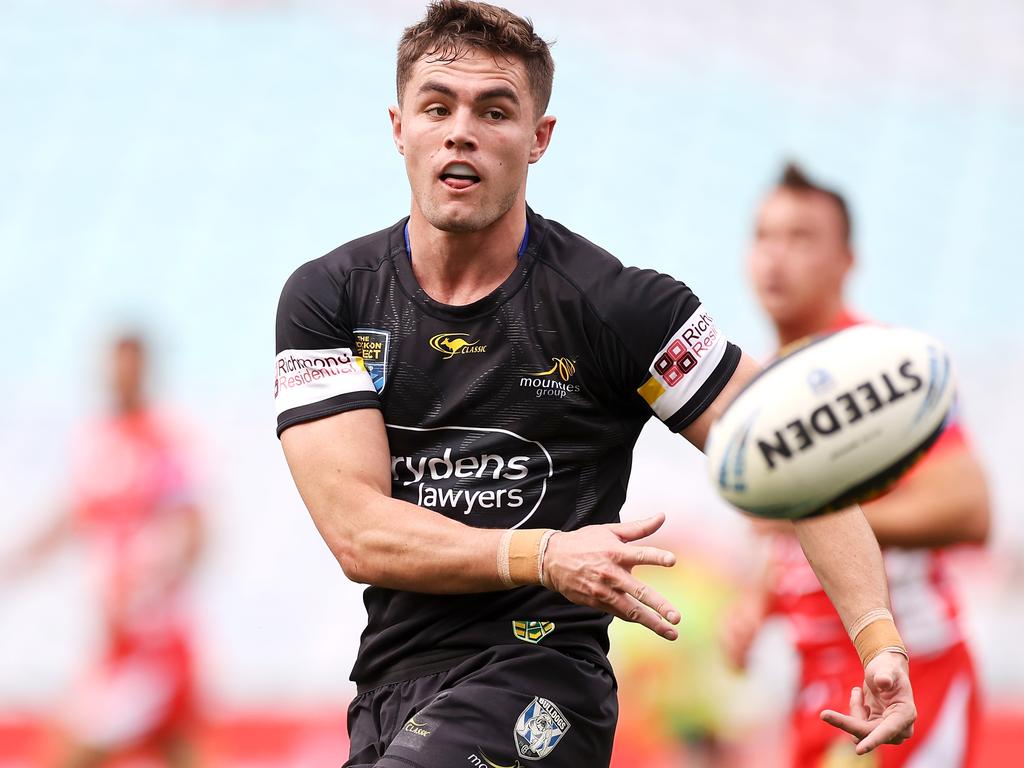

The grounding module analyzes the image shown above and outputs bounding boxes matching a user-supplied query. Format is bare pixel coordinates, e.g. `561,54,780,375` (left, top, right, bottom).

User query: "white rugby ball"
706,324,955,519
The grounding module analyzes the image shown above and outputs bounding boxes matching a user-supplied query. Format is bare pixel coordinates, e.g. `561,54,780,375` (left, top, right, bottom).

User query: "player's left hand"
820,651,916,754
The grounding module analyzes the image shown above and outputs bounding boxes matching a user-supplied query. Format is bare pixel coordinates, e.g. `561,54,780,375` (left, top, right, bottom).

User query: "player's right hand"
542,512,681,640
820,651,916,754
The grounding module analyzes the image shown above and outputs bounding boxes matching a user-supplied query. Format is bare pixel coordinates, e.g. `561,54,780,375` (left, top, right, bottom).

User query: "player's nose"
444,108,478,151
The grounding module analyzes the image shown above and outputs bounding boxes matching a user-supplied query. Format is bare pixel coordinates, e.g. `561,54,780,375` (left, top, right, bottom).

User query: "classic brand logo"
429,332,487,359
512,620,555,644
402,718,431,737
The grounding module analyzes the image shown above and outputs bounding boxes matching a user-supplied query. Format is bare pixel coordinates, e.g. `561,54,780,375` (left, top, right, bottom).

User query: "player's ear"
843,245,855,275
389,105,405,156
529,115,556,164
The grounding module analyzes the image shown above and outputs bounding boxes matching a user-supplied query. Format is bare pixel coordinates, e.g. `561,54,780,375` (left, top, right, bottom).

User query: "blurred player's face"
749,189,852,328
111,341,145,413
390,49,554,233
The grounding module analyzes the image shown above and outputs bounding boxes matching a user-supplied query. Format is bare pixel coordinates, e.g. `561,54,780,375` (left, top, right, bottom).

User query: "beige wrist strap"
848,608,909,667
497,529,554,588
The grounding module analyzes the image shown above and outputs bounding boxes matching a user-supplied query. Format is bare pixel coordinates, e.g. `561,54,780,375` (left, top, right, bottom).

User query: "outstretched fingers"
618,573,681,626
609,513,666,543
621,544,676,569
606,590,679,641
854,710,913,754
820,707,913,754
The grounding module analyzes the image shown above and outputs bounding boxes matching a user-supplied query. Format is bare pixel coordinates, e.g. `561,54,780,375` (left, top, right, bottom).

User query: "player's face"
749,189,852,327
391,49,554,233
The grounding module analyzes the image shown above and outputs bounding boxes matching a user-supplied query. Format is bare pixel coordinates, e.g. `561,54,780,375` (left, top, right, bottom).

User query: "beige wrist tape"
497,529,555,588
848,608,909,667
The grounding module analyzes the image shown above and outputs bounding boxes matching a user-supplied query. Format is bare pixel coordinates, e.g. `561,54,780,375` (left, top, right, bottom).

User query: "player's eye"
425,105,449,117
483,109,507,120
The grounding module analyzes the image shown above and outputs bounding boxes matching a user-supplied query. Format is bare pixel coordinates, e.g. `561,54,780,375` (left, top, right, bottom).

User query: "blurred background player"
1,334,204,768
722,164,991,767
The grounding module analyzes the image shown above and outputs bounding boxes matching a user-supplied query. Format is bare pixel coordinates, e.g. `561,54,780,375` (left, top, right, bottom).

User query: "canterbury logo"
533,357,576,381
429,333,487,359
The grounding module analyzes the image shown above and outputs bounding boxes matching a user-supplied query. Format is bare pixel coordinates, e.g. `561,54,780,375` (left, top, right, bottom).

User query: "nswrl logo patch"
354,328,389,394
512,620,554,644
514,697,570,761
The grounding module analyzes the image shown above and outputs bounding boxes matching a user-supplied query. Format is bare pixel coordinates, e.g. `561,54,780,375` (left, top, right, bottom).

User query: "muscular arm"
687,351,914,752
281,408,681,637
862,445,990,547
281,408,504,593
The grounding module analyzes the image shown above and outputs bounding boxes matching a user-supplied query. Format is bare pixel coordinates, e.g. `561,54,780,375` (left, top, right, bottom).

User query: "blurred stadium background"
1,0,1022,765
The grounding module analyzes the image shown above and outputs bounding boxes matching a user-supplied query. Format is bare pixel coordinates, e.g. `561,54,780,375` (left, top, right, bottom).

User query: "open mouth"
439,162,481,190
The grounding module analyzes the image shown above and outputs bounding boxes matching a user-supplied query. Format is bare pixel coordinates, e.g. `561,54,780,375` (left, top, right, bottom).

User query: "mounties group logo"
519,356,582,399
467,751,525,768
534,357,575,381
354,328,390,394
429,333,487,359
387,424,553,527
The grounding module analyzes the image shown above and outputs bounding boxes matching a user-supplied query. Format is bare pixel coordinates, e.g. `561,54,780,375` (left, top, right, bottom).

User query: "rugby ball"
706,324,955,519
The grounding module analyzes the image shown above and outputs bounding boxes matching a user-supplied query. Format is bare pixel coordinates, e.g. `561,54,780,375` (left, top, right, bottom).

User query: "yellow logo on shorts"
512,620,555,644
402,717,431,738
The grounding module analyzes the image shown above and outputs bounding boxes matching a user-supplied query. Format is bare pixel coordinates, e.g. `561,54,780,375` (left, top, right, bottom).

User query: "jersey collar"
389,208,542,321
402,221,530,261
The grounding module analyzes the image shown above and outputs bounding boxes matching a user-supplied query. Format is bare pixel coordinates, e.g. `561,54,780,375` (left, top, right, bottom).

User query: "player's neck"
774,300,847,348
115,395,146,417
406,206,526,306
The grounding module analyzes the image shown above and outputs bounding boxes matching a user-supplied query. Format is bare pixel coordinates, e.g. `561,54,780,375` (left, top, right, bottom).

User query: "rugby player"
722,163,990,767
1,335,203,768
275,4,918,766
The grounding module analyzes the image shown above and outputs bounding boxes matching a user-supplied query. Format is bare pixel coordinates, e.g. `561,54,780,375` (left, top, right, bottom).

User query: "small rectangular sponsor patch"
639,304,728,422
355,328,390,394
274,347,376,416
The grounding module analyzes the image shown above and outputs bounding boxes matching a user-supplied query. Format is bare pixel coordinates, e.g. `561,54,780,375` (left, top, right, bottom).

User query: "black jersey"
275,208,741,691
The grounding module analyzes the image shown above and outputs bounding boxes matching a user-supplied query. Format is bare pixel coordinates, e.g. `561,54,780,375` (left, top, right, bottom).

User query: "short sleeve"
598,267,741,432
275,259,381,437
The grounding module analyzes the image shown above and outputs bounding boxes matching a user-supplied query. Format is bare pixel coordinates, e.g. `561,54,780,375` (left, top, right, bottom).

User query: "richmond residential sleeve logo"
637,304,728,422
429,333,488,359
274,347,376,417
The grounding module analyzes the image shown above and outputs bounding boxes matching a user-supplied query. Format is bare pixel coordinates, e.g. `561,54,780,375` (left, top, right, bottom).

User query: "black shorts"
344,645,618,768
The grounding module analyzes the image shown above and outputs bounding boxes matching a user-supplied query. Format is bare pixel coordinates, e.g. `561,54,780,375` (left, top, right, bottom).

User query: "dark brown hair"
777,162,853,244
397,0,555,116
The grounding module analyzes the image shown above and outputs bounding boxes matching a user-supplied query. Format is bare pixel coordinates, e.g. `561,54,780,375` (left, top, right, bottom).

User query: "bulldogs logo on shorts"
514,697,570,761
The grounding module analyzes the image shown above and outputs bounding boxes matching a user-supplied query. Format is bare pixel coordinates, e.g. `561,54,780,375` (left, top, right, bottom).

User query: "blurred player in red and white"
723,164,991,767
1,334,203,768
